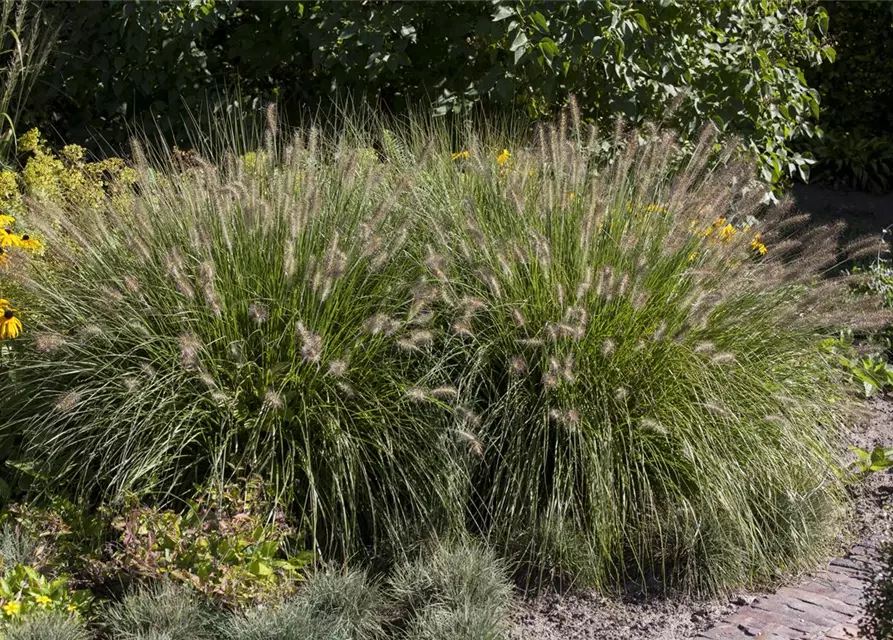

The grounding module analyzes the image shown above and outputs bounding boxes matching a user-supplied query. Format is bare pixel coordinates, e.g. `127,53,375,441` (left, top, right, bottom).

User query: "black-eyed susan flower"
496,148,511,167
703,216,726,237
719,224,736,242
751,232,768,255
18,234,42,251
0,305,22,340
0,228,20,248
0,214,15,227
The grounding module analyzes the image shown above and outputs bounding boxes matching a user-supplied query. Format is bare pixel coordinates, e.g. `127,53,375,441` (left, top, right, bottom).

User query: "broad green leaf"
493,5,514,22
539,38,559,60
510,30,528,52
633,12,652,35
530,11,548,33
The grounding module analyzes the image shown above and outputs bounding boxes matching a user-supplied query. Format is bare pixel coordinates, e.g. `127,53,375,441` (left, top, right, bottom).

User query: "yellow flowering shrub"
0,130,137,341
18,129,136,211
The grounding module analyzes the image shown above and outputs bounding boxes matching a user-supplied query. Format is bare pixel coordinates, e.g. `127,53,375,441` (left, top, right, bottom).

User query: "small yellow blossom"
66,603,77,613
0,214,15,226
451,150,470,161
496,149,511,167
719,224,736,242
2,601,21,616
688,251,698,262
34,595,53,606
703,216,726,237
568,192,576,201
751,232,768,255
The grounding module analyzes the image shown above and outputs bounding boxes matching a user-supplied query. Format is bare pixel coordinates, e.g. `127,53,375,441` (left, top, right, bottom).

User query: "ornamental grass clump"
1,105,887,593
1,122,470,559
411,116,885,591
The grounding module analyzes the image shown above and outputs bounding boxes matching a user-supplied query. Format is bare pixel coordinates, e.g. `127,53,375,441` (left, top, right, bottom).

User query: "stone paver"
694,536,886,640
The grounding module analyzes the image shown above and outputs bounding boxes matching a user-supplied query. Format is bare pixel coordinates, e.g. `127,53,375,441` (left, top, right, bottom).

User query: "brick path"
695,536,885,640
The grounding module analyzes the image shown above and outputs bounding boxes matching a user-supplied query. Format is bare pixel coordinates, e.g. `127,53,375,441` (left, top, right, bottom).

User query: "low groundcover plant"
0,106,886,593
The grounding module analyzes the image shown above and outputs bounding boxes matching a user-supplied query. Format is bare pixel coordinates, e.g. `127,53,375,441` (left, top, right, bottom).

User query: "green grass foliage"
1,109,885,592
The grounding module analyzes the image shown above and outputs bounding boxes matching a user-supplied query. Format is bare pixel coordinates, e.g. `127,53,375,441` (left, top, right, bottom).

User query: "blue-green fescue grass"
390,539,514,640
100,581,218,640
222,569,386,640
0,611,90,640
0,522,37,567
1,104,887,592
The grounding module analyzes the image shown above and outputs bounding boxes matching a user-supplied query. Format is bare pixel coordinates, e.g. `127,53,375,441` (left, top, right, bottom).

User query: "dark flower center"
21,235,29,241
3,309,13,319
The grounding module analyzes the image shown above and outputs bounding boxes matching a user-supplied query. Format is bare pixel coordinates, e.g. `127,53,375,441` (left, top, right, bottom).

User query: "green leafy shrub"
801,1,893,192
223,569,386,640
1,111,884,592
390,540,513,640
807,131,893,193
862,541,893,640
0,611,89,640
101,581,217,640
110,478,311,606
26,1,830,190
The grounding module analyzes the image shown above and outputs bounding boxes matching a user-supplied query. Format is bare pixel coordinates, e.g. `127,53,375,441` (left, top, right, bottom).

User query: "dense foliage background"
798,0,893,192
16,0,832,190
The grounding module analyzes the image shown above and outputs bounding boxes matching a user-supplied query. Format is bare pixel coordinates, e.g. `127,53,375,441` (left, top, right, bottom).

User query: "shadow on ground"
793,184,893,241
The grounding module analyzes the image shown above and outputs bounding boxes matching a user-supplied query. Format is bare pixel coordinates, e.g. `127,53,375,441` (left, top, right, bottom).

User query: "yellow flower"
751,232,768,256
0,228,21,248
66,604,77,613
0,214,15,226
719,224,736,242
1,307,23,340
688,251,698,262
34,595,53,606
2,600,21,616
496,149,511,167
451,150,470,161
568,192,576,201
18,234,42,251
703,216,726,237
0,247,7,266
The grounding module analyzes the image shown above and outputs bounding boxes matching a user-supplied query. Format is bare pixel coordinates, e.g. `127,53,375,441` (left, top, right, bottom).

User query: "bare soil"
511,397,893,640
